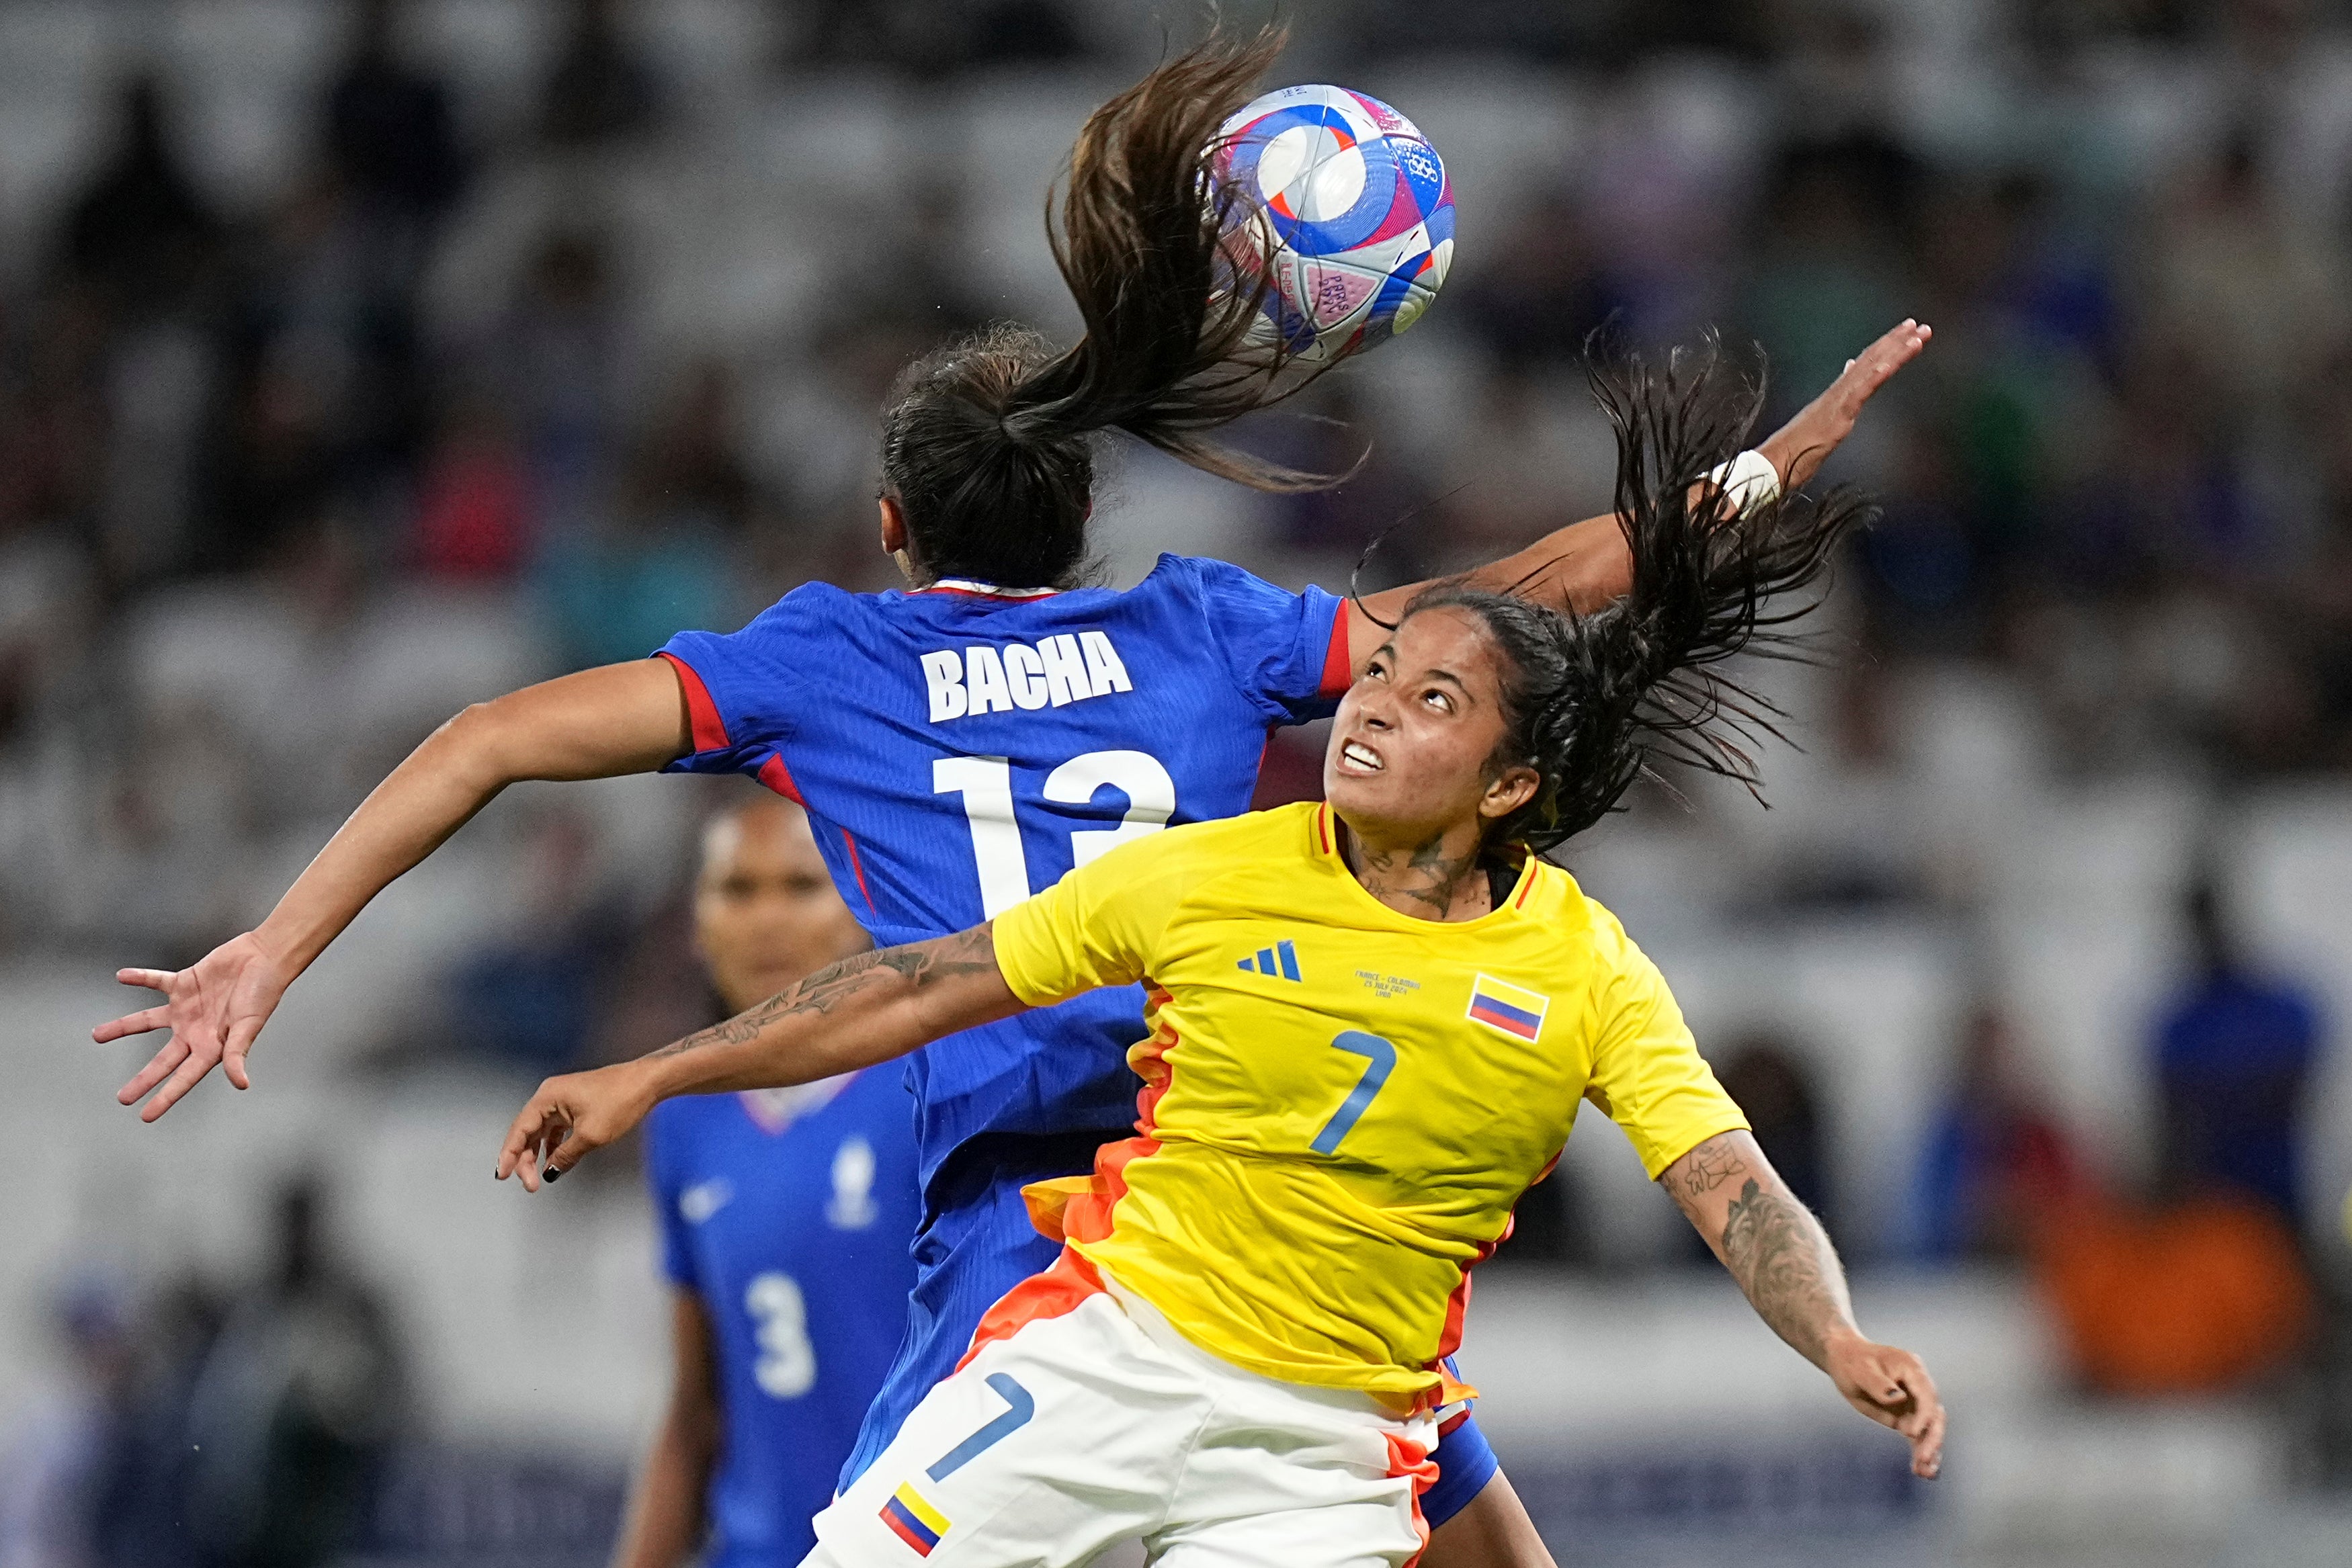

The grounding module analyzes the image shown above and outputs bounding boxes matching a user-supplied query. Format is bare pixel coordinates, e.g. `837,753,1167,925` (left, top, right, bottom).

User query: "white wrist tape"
1706,449,1781,514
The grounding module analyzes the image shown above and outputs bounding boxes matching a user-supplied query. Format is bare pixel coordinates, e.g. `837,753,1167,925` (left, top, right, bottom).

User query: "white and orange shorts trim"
805,1249,1437,1568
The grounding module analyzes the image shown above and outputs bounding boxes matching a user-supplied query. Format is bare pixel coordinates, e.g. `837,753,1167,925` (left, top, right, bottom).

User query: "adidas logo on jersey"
921,633,1132,722
1236,939,1302,982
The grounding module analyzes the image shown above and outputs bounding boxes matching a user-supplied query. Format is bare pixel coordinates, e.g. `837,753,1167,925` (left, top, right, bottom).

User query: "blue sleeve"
642,1107,699,1292
1425,1411,1501,1528
1181,556,1349,726
655,586,836,779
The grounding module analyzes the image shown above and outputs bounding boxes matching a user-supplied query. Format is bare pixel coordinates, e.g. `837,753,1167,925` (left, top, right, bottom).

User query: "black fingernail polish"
542,1165,563,1184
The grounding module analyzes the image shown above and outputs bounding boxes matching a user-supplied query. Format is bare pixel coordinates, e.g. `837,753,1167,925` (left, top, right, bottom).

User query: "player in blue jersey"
97,28,1927,1566
615,793,922,1568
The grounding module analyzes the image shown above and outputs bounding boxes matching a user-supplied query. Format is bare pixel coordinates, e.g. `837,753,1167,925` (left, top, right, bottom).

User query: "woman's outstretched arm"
497,924,1023,1190
94,657,696,1121
1659,1129,1947,1479
1347,318,1933,665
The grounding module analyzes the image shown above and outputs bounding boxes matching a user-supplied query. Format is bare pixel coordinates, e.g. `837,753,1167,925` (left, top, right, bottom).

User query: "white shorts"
804,1254,1437,1568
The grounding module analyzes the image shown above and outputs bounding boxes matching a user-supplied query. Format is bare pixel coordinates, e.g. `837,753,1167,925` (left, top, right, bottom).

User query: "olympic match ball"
1213,83,1455,363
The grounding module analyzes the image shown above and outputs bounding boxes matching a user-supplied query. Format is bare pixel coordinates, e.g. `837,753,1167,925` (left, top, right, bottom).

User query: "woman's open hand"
1757,318,1933,493
94,932,292,1121
497,1061,661,1190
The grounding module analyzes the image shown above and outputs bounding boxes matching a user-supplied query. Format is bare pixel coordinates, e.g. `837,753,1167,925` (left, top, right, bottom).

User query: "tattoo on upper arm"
1665,1132,1750,1213
653,925,999,1059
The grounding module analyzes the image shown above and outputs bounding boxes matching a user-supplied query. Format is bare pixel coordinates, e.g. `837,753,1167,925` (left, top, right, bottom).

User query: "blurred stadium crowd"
4,1,2352,1565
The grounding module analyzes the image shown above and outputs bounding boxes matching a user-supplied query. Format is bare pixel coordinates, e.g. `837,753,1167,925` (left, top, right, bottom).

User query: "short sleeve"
991,824,1212,1007
1581,907,1749,1178
655,586,839,782
642,1106,700,1291
1183,557,1350,726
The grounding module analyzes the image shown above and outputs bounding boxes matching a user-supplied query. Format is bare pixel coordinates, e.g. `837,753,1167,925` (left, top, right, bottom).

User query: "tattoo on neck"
1343,828,1490,919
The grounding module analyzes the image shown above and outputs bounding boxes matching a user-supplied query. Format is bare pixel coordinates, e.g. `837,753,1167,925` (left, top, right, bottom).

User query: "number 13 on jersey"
934,751,1177,918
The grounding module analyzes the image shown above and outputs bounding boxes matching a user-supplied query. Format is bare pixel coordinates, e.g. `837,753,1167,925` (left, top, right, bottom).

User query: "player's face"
1323,607,1532,838
694,802,871,1015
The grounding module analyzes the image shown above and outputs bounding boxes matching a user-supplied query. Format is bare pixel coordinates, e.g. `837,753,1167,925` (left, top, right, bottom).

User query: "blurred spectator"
1740,136,1917,422
794,0,1091,77
1254,380,1435,582
411,394,534,580
2037,1189,2314,1395
447,805,632,1075
540,0,665,148
1908,1005,2083,1262
2152,875,2324,1232
486,229,638,533
539,505,730,673
181,1179,406,1568
1453,193,1616,372
54,78,222,318
2144,136,2349,422
321,0,470,231
629,359,759,543
1715,1033,1832,1227
0,1279,135,1568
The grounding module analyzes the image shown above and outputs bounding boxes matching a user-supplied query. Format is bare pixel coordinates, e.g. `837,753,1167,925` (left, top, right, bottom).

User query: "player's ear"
1480,765,1539,821
878,494,909,555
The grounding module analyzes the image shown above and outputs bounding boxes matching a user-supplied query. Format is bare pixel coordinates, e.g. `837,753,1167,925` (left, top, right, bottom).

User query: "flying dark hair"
1399,345,1876,855
878,25,1330,590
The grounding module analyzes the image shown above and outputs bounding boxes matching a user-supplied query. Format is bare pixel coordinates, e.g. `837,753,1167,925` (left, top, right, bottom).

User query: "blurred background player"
614,793,917,1568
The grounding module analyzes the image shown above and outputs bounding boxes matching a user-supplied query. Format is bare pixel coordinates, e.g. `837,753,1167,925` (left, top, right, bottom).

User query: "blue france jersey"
659,555,1348,1191
644,1073,923,1568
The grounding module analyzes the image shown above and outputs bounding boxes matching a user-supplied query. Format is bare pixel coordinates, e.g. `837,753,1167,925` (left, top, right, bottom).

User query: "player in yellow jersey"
496,361,1947,1567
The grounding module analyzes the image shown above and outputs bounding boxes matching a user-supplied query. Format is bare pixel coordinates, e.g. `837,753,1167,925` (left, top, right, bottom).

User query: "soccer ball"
1212,84,1455,363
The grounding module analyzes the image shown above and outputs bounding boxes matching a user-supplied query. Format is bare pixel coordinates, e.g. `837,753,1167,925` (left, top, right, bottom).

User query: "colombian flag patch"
880,1482,950,1555
1466,973,1549,1041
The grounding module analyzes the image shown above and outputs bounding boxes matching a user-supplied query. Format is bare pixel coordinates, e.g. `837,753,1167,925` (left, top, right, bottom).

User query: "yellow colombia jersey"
991,800,1748,1406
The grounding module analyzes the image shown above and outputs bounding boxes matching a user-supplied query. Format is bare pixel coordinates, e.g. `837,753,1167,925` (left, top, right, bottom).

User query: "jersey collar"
911,578,1062,600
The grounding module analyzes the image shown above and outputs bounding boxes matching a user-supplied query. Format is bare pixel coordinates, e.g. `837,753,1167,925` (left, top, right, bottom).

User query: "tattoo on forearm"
1717,1177,1853,1366
653,926,997,1061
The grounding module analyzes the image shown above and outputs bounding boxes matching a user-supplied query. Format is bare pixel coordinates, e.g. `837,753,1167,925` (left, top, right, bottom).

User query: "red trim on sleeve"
840,829,876,914
1318,603,1355,697
754,752,804,805
655,651,731,754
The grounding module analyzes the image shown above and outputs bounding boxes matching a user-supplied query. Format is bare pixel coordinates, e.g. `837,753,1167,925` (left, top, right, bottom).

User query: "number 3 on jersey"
934,751,1176,918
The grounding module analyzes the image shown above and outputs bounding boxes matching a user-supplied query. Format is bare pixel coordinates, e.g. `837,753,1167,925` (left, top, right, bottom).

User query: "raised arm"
95,656,696,1120
1658,1129,1947,1479
497,925,1023,1190
1347,318,1933,669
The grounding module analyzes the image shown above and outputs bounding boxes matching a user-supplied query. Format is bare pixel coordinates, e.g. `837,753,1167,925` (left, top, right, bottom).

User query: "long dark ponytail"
1405,345,1877,854
880,25,1327,589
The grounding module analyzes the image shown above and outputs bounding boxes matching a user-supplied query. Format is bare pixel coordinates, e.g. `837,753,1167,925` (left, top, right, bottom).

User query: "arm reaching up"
1346,318,1933,668
497,925,1024,1190
1658,1129,1947,1479
95,656,696,1121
